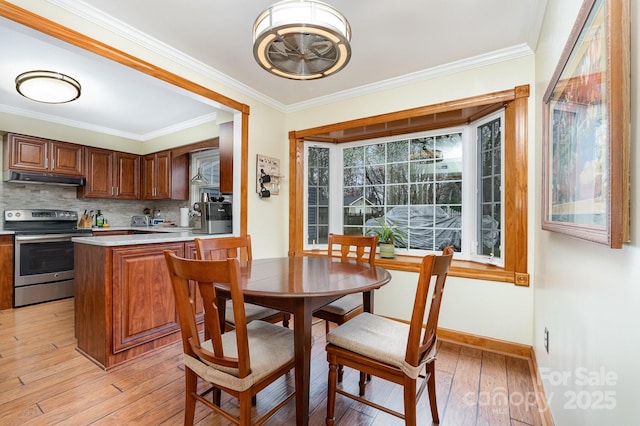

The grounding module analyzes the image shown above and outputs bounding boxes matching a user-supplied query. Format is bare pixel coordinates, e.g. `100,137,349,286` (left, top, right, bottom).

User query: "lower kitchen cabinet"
75,241,189,369
112,243,183,353
0,235,13,310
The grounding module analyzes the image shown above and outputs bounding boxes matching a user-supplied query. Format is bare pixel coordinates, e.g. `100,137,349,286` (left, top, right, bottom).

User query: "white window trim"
469,110,505,266
189,148,220,205
303,142,333,250
303,111,505,266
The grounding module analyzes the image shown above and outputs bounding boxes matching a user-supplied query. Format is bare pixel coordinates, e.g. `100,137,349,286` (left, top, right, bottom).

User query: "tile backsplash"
0,180,194,227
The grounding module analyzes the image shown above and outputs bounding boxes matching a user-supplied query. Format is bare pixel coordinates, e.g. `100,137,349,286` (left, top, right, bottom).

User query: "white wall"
534,1,639,424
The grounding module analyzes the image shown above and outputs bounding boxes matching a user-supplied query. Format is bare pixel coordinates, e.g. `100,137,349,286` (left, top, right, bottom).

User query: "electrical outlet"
544,327,549,354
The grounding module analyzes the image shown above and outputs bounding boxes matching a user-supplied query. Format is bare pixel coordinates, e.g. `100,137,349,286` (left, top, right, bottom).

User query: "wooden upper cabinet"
3,133,83,175
115,152,141,199
50,141,83,175
142,150,188,200
80,147,113,198
219,121,233,194
79,147,140,199
142,152,169,199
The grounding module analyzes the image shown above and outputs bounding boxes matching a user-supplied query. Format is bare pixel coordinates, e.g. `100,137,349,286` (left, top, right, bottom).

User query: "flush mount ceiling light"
15,70,81,104
253,0,351,80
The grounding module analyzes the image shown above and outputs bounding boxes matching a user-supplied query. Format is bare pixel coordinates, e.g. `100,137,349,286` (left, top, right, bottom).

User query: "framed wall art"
542,0,630,248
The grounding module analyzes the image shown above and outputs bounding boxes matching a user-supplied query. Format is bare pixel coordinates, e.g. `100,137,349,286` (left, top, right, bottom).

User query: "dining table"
215,256,391,426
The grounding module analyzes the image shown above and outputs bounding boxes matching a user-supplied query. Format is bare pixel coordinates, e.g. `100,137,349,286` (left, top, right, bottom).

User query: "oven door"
14,234,77,287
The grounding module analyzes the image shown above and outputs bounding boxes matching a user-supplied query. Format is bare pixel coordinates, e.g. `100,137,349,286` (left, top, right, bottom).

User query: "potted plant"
367,218,407,258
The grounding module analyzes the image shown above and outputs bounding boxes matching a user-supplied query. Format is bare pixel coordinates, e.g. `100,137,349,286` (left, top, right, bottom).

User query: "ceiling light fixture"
15,70,81,104
253,0,351,80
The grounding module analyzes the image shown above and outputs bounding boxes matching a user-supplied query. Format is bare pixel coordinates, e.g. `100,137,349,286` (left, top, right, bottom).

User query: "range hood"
3,170,85,186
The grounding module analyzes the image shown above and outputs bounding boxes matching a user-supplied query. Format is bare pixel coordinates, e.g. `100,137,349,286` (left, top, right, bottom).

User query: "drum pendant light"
253,0,351,80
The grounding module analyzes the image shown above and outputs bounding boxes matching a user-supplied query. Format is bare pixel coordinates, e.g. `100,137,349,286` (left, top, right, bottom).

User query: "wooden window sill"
299,250,528,286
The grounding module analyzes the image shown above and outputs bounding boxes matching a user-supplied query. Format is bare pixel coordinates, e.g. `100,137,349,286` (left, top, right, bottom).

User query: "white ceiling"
0,0,548,138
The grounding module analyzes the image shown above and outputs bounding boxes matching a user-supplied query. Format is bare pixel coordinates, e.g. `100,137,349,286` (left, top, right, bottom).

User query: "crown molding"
284,44,533,113
0,104,216,141
49,0,534,115
48,0,288,111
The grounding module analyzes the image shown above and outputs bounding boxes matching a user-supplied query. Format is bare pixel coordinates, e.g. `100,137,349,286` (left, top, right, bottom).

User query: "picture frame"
542,0,630,248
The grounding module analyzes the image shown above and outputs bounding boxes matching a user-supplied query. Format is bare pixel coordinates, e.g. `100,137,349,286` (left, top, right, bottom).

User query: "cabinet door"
115,152,140,199
112,243,183,353
219,121,234,194
155,151,171,199
141,154,156,199
5,134,47,172
50,141,83,175
81,147,114,198
0,236,13,310
142,151,171,200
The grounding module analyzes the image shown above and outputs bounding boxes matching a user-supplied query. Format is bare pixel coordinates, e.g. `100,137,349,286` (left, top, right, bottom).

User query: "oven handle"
14,233,84,242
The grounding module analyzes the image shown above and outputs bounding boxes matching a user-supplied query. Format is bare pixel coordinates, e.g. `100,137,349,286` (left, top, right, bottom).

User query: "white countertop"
73,229,228,246
90,225,195,233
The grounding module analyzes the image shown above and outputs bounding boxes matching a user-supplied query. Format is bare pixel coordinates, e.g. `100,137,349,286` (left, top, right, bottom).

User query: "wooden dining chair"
164,251,295,425
194,236,290,330
325,246,454,426
313,233,378,334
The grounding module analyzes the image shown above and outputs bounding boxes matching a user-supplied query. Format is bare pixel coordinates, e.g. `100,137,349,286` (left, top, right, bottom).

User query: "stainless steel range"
3,209,92,307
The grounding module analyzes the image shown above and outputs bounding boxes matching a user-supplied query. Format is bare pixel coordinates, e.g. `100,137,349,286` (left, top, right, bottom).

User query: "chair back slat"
328,233,378,266
405,246,454,368
164,251,251,377
195,235,252,262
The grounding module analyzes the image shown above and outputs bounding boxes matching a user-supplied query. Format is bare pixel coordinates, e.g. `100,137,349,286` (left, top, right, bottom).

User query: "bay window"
291,85,530,285
305,111,504,265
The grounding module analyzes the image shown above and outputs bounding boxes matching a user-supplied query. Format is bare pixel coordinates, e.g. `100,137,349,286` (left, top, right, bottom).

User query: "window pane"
387,140,408,162
344,146,364,167
365,165,385,185
308,168,318,185
410,160,435,182
387,163,408,184
435,181,461,204
307,146,330,245
366,185,385,206
344,167,364,186
341,131,464,252
386,184,408,205
365,143,385,164
477,117,502,257
410,183,433,204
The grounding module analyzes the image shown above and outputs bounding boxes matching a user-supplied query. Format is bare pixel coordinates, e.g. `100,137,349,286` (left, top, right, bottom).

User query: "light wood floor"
0,299,545,425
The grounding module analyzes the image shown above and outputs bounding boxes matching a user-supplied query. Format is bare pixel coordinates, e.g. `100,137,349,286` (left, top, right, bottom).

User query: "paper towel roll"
179,207,189,227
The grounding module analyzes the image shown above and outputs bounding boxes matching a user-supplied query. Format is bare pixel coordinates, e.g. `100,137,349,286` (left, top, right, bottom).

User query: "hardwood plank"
440,354,482,426
477,351,511,426
506,357,543,426
0,299,544,426
435,341,462,374
433,369,454,422
460,345,483,359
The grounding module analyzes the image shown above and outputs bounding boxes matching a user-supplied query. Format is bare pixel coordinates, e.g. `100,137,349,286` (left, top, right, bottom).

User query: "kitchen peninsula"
72,231,223,369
